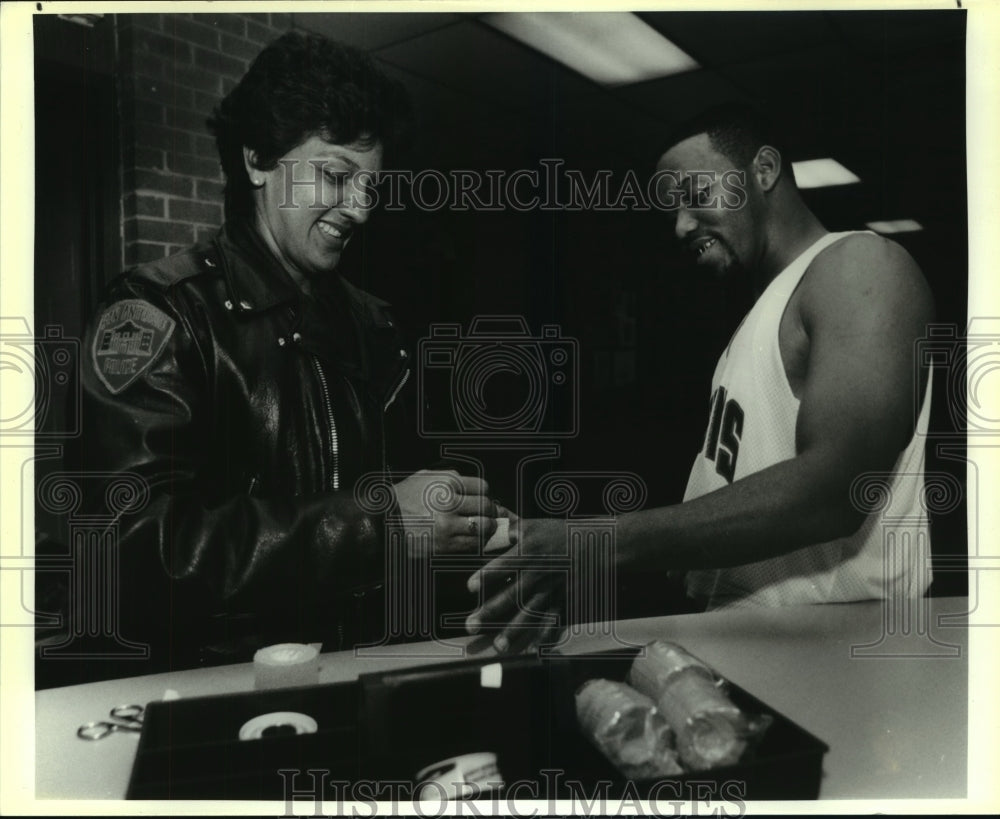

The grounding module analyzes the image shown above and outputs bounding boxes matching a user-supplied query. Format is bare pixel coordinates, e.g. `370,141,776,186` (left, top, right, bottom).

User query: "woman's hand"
392,469,498,554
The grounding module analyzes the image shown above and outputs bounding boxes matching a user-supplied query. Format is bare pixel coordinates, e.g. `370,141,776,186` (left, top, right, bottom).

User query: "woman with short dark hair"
75,31,496,672
210,31,410,223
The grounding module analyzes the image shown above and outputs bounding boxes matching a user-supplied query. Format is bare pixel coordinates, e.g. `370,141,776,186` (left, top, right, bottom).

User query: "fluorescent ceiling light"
792,159,861,189
483,12,699,86
866,219,924,234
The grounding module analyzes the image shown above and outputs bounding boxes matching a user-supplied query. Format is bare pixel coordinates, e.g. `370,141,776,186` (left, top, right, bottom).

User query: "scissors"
77,704,145,740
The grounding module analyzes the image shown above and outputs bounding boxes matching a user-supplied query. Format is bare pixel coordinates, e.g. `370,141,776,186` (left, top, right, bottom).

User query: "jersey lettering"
704,386,726,460
703,387,744,483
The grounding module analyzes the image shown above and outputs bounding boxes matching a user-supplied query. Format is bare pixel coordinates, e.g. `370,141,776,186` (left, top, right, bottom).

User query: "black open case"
126,648,828,800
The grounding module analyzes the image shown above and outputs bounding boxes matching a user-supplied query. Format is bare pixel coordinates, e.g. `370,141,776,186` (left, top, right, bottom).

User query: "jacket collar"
211,220,394,322
213,219,305,313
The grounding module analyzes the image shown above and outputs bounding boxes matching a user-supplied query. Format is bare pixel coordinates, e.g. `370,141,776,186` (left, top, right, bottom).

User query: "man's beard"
709,238,744,280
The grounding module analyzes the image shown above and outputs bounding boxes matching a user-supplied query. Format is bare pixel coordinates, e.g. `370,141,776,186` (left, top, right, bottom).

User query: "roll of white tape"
415,752,504,801
238,711,318,741
253,643,320,690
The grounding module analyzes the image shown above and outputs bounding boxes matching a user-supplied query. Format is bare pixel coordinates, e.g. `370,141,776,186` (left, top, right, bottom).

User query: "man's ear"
242,146,264,187
753,145,782,192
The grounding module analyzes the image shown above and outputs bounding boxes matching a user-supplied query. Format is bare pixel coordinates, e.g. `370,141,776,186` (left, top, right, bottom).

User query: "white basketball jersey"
684,231,933,608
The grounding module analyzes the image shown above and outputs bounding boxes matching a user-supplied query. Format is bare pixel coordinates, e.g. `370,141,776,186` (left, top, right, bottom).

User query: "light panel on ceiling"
792,158,861,189
482,12,699,87
866,219,924,234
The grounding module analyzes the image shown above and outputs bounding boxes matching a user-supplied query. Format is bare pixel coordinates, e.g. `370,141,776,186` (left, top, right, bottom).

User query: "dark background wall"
34,10,968,607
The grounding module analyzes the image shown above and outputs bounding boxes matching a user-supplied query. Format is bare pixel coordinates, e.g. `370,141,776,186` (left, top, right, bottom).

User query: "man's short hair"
661,102,790,174
209,31,412,221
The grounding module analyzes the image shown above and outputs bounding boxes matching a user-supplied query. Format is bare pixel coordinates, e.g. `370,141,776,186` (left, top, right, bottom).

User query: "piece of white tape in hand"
483,518,510,553
480,662,503,689
253,643,320,690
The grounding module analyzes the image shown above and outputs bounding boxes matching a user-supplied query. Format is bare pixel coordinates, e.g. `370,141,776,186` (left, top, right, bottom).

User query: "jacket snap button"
224,300,234,311
292,332,302,343
399,349,408,359
204,257,216,268
239,299,253,311
277,337,286,346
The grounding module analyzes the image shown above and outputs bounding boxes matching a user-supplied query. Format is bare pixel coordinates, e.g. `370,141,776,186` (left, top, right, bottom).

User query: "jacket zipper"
311,356,340,491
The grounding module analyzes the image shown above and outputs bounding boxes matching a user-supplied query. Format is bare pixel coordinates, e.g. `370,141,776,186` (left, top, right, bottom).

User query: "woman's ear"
753,145,782,193
242,147,265,187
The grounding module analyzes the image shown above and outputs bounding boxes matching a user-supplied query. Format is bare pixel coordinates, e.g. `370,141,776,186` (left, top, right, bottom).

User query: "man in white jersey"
466,104,935,650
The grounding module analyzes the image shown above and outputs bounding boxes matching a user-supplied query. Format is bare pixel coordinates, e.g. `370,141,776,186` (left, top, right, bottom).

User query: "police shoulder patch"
91,299,176,394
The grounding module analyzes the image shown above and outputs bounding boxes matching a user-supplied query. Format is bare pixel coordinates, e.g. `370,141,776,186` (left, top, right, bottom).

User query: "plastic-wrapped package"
575,679,683,779
628,641,772,770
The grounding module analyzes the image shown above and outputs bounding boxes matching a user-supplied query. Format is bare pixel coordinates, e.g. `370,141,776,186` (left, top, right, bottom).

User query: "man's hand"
465,517,568,653
392,470,497,554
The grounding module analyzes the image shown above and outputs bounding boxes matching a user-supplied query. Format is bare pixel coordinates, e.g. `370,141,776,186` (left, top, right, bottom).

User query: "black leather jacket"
76,220,411,666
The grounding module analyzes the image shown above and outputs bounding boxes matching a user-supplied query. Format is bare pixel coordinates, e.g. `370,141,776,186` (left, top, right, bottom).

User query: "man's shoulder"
799,231,935,324
817,230,913,265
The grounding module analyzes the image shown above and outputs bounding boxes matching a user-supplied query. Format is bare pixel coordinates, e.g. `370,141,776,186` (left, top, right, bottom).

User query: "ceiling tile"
638,11,836,68
374,19,598,111
293,12,464,52
376,61,539,170
614,68,744,131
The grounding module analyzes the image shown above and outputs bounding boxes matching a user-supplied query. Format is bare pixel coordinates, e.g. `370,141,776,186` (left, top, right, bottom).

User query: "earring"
250,175,264,187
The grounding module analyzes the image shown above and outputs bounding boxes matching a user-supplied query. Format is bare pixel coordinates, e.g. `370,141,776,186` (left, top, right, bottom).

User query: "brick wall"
117,12,295,267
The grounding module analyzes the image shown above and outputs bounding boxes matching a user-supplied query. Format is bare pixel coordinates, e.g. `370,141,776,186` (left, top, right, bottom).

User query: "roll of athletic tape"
238,711,318,741
415,752,504,800
253,643,320,690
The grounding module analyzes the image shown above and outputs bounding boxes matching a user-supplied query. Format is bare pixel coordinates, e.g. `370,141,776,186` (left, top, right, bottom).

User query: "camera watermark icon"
2,318,85,637
916,318,1000,437
848,471,962,658
913,322,1000,628
32,471,150,659
533,472,648,656
351,468,648,657
455,470,649,657
418,316,579,439
927,443,1000,630
0,317,81,439
352,470,473,658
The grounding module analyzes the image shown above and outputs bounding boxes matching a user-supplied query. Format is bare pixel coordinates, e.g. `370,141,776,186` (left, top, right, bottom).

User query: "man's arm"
467,235,934,640
613,234,934,571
